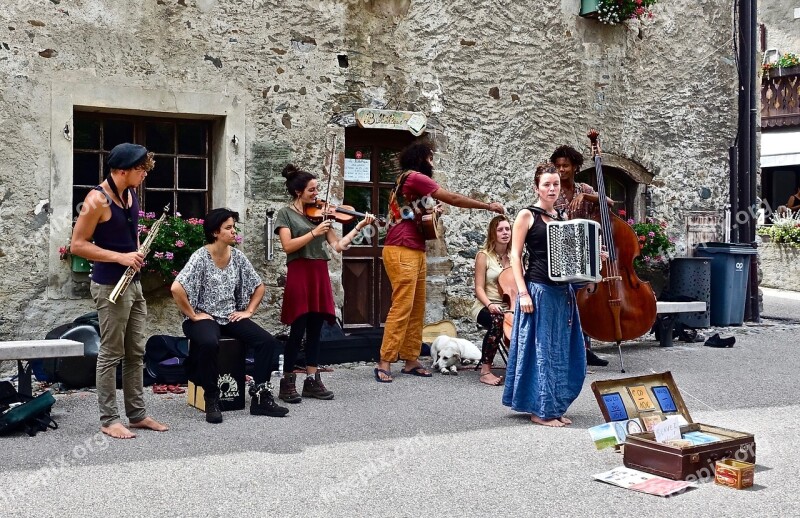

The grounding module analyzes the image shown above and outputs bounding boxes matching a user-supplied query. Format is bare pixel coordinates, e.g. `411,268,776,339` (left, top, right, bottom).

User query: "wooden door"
341,128,416,329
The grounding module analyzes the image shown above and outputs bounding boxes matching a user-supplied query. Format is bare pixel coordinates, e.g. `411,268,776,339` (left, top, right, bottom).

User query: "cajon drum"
187,336,246,412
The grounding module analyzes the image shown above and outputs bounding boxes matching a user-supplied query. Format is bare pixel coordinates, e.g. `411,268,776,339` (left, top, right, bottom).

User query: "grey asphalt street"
1,290,798,517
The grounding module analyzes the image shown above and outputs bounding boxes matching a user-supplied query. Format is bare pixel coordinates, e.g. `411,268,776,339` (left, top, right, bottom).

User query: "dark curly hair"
533,162,559,187
203,208,240,244
281,163,317,199
550,145,584,169
399,141,435,177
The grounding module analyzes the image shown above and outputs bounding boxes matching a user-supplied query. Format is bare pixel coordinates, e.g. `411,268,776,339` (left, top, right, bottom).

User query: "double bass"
575,130,656,372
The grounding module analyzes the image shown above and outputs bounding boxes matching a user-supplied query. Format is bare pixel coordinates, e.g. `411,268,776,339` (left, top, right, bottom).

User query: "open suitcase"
591,371,756,481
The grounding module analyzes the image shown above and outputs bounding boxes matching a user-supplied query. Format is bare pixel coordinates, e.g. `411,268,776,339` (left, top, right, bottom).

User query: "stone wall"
759,1,800,54
0,0,738,358
759,242,800,289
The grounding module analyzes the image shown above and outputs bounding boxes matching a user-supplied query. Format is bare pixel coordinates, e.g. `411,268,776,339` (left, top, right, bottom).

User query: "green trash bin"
694,243,757,326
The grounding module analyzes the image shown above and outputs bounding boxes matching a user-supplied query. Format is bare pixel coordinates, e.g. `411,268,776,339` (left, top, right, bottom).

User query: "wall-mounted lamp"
231,134,239,147
63,122,71,141
265,209,275,261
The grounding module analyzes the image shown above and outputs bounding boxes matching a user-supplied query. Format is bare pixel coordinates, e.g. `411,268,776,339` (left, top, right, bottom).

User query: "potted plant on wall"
761,52,800,78
623,212,676,297
60,212,217,292
581,0,658,24
59,244,91,273
757,210,800,247
137,212,213,292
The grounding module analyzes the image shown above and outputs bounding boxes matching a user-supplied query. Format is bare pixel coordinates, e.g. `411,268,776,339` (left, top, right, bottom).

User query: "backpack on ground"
0,381,58,437
144,335,190,385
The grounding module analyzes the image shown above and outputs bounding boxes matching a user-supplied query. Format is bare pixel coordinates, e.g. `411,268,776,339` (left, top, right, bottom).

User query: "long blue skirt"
502,282,587,419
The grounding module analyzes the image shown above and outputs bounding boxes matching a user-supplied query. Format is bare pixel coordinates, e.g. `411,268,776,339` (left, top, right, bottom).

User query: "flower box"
767,64,800,79
70,255,91,273
580,0,599,18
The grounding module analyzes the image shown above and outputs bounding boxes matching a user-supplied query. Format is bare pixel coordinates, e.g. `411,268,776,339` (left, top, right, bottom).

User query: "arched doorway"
576,154,654,221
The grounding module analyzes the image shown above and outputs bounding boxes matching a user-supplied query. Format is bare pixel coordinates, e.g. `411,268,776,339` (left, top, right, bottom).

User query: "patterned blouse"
175,247,262,325
555,182,596,220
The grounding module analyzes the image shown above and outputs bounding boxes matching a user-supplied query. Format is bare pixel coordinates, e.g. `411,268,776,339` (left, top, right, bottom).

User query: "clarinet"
107,204,170,304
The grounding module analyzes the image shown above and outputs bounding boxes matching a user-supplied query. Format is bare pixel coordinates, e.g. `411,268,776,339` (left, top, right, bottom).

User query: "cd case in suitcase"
591,371,756,481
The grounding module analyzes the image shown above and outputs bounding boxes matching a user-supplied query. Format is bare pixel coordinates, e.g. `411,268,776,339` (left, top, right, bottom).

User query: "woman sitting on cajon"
171,208,288,424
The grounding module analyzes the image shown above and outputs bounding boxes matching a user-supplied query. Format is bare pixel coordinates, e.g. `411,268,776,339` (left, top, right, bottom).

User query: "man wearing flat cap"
71,143,168,439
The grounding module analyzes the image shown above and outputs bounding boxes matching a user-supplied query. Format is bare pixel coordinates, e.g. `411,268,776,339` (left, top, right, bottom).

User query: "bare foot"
558,416,572,425
479,372,503,386
129,416,169,432
101,423,137,439
531,416,566,427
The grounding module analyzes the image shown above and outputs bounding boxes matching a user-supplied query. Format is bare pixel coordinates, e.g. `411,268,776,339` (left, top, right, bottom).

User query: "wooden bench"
654,301,707,348
0,340,84,397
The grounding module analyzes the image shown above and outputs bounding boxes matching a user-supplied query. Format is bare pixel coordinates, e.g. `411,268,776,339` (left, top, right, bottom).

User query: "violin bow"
322,134,337,222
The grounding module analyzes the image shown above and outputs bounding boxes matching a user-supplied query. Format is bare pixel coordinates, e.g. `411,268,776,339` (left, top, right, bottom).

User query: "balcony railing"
761,65,800,128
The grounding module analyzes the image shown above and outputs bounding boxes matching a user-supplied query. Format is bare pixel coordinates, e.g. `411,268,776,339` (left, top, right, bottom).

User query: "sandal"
166,384,185,394
152,384,168,394
373,368,393,383
400,366,432,377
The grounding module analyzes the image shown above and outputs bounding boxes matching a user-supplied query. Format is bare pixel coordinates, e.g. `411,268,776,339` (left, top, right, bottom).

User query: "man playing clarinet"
71,143,168,439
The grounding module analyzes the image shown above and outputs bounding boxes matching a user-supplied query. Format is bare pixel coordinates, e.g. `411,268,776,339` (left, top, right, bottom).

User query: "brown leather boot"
279,373,302,404
302,372,334,400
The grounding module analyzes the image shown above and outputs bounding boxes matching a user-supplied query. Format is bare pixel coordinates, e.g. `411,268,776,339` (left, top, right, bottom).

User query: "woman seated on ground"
471,215,512,386
171,208,288,424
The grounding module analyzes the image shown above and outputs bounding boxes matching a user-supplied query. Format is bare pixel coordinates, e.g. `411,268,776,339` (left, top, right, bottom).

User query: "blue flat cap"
107,143,148,170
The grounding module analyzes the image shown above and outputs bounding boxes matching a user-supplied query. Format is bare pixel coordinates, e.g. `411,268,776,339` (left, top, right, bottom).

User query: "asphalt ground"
1,290,798,517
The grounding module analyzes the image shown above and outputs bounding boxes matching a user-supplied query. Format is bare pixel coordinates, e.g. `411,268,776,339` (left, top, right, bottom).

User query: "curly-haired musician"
70,143,168,439
550,144,612,367
374,141,505,383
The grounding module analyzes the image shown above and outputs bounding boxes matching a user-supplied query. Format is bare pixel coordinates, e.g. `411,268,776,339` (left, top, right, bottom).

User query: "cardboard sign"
601,392,628,421
627,385,657,412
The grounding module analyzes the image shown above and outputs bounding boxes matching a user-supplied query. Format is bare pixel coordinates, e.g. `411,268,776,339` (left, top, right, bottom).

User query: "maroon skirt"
281,258,336,325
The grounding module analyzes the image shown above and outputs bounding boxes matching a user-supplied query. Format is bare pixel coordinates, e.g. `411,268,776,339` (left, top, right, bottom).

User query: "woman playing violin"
471,215,511,386
274,163,375,402
502,163,586,427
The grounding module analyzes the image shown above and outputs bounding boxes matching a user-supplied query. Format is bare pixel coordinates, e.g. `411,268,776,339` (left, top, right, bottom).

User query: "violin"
304,199,383,226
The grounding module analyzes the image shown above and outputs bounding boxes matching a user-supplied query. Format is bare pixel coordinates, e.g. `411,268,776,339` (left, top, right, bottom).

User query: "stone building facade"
0,0,738,360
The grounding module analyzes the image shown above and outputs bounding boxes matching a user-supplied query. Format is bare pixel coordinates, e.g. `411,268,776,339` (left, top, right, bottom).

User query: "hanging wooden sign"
355,108,427,136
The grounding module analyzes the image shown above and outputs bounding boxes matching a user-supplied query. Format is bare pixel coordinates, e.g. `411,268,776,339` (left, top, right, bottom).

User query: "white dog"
429,335,482,375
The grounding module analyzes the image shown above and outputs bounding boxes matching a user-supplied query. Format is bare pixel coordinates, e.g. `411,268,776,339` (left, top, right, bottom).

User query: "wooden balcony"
761,66,800,128
761,65,800,128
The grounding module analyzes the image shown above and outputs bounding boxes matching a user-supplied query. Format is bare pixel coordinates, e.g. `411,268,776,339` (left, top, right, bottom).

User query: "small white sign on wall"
344,158,371,182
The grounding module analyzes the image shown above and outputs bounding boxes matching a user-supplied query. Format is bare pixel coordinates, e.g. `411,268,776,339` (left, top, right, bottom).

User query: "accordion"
546,219,603,283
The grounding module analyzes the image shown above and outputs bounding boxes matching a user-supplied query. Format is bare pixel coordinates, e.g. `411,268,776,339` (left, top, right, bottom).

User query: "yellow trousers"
380,245,427,363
